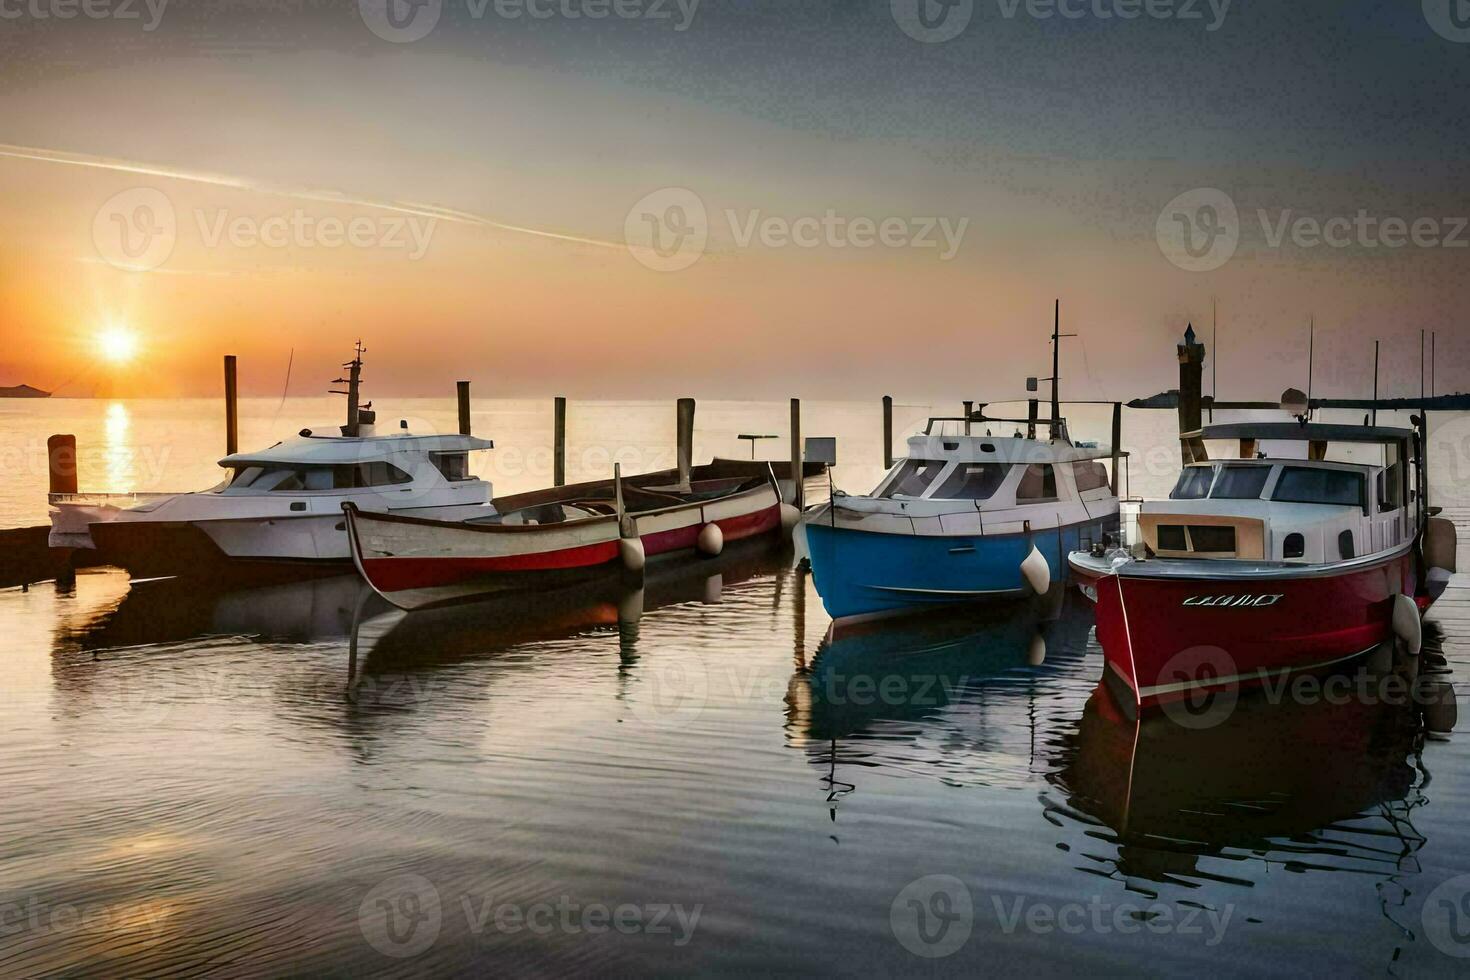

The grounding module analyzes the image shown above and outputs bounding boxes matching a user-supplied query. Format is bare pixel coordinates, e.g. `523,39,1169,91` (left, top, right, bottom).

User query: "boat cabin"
214,431,493,499
1140,422,1422,565
869,427,1115,512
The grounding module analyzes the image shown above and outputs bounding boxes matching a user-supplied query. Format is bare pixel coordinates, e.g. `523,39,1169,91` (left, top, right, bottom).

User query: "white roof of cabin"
220,432,493,468
904,433,1112,464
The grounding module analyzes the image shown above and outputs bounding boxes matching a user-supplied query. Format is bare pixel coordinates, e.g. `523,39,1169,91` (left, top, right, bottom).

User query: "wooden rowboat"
344,460,801,610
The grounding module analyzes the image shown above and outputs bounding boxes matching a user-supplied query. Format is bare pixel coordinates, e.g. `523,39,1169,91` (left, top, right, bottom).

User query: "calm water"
3,399,1470,975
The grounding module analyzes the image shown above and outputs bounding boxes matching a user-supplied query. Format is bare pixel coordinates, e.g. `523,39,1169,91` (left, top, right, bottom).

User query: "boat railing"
48,491,179,506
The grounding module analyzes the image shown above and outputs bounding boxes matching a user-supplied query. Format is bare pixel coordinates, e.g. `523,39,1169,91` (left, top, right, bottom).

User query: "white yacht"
66,345,495,580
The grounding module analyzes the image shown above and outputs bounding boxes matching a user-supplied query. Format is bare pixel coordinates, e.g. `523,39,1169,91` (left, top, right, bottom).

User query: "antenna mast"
1048,299,1076,440
1306,318,1315,421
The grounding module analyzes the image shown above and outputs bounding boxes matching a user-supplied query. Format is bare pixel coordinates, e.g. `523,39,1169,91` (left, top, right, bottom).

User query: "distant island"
0,384,49,398
1129,390,1470,412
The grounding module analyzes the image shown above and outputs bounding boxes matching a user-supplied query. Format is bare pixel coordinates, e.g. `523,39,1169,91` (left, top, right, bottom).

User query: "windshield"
880,459,947,498
1210,465,1270,500
931,463,1008,500
1170,466,1214,499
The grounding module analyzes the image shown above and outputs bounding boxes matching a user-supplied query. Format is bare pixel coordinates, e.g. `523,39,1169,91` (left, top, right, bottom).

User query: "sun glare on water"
98,325,139,364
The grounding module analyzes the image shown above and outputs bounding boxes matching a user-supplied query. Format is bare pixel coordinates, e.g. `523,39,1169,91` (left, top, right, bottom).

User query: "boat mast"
1305,318,1315,422
331,340,367,437
1049,299,1076,440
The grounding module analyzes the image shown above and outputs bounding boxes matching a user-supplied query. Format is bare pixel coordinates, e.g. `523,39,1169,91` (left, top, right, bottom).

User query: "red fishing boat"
1069,414,1457,716
344,460,803,610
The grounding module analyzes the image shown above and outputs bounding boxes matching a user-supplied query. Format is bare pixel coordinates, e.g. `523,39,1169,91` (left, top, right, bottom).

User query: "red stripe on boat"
362,540,620,591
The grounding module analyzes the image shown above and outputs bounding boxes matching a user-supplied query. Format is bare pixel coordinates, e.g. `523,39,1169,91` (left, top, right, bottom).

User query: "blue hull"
804,517,1117,622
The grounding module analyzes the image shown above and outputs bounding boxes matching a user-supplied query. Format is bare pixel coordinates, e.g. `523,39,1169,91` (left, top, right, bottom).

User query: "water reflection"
785,594,1098,807
1045,677,1432,888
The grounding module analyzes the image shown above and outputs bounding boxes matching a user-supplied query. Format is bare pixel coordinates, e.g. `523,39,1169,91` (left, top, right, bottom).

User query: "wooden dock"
1424,507,1469,728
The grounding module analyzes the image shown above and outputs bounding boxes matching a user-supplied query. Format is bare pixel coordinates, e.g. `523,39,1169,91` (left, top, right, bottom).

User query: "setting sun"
97,325,139,364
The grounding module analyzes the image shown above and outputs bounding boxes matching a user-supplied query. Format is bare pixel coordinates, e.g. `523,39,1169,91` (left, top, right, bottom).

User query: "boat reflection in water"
1043,643,1454,941
57,572,388,651
785,591,1098,808
350,539,790,684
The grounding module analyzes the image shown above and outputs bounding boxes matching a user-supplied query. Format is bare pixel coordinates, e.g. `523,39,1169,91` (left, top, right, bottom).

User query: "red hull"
1080,549,1416,711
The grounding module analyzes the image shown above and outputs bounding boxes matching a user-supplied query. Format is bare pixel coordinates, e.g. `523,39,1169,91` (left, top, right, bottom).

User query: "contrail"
0,142,624,250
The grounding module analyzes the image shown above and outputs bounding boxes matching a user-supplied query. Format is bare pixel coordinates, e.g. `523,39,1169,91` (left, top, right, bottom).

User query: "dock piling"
456,381,472,435
790,398,804,510
553,396,567,487
882,395,893,469
224,355,239,455
676,397,696,490
47,434,77,496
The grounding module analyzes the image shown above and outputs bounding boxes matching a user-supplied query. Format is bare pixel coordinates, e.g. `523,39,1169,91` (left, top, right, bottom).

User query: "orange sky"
1,5,1465,402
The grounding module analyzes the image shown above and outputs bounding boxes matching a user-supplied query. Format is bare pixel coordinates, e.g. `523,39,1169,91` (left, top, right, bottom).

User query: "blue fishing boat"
796,305,1121,623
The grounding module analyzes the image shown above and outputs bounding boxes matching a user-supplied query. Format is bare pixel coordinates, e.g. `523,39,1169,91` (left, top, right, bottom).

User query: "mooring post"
882,395,893,470
963,400,973,436
1027,398,1038,439
676,397,696,490
1109,402,1123,496
1177,325,1205,465
553,396,567,487
790,397,804,510
47,434,78,496
223,355,239,456
457,381,472,435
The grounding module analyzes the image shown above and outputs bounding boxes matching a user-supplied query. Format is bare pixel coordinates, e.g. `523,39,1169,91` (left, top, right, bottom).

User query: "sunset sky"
0,1,1465,400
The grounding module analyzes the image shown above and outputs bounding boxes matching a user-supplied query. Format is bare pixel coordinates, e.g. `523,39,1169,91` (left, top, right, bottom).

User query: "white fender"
779,503,801,534
696,522,724,557
620,536,646,572
792,520,810,564
1392,592,1422,657
1021,545,1051,596
618,587,644,624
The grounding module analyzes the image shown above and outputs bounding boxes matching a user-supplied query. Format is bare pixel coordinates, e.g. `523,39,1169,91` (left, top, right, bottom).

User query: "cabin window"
1072,460,1110,493
882,459,947,498
1016,464,1058,502
1283,532,1305,559
1170,466,1214,499
1339,530,1355,560
1210,465,1270,500
228,466,265,488
932,463,1008,500
1157,525,1187,551
272,472,305,492
433,452,471,481
1017,464,1058,501
1272,467,1365,508
1188,525,1236,554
